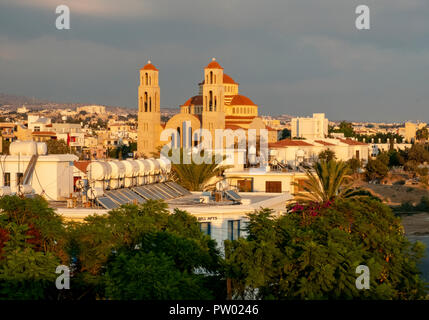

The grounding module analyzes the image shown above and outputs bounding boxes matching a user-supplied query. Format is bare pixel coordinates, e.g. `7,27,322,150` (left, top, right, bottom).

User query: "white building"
0,141,77,200
291,113,328,139
268,137,369,166
27,114,52,132
77,105,106,114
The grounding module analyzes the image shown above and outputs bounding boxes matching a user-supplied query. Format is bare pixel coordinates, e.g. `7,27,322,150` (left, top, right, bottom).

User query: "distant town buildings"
398,122,427,143
77,105,106,114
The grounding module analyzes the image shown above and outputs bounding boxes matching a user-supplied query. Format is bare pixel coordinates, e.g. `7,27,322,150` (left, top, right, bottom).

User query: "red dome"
183,95,203,106
230,94,257,106
205,58,223,69
140,61,158,71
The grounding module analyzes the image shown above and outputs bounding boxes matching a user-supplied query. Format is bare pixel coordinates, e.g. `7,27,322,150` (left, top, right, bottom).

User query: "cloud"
3,0,153,18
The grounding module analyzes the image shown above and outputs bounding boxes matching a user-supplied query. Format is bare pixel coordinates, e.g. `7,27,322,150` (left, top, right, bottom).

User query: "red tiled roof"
205,59,223,69
140,62,158,71
266,126,278,132
225,121,253,125
225,124,244,130
32,131,56,135
182,95,203,106
230,94,257,106
225,115,256,120
74,160,91,173
315,140,336,146
269,139,313,148
338,138,367,146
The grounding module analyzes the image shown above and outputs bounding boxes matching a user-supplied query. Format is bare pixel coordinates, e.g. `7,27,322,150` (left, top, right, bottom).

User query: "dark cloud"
0,0,429,122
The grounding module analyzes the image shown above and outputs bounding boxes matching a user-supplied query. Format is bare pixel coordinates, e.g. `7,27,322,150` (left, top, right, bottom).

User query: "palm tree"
293,159,354,203
170,149,231,191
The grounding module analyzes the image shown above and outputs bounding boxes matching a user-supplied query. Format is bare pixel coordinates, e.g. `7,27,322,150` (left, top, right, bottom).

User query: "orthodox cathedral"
137,58,277,157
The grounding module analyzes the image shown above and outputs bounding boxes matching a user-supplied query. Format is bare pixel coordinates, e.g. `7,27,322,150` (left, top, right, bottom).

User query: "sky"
0,0,429,122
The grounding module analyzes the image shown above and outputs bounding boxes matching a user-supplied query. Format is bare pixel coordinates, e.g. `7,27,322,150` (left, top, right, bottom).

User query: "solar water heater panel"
96,197,119,209
134,186,159,200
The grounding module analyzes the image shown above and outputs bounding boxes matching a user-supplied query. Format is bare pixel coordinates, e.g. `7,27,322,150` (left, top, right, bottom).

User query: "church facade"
137,58,277,157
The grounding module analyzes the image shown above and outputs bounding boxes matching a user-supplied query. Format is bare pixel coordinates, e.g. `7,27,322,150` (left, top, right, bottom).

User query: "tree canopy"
225,200,427,299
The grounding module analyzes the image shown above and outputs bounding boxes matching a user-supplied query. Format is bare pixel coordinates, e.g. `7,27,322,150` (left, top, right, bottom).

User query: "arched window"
149,97,152,112
210,71,213,84
214,75,216,84
176,127,181,148
144,92,148,112
209,91,213,111
149,76,151,85
145,73,148,86
214,96,217,111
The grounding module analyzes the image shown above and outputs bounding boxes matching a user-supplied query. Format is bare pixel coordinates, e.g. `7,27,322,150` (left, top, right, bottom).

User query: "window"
265,181,282,193
200,222,211,236
4,173,10,187
228,220,240,241
237,179,252,192
34,126,40,132
16,173,23,186
356,150,360,159
144,92,148,112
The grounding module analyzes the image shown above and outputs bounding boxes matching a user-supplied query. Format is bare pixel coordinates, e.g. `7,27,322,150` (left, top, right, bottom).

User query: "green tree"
279,129,291,140
330,121,354,137
225,200,427,299
416,126,429,142
0,196,67,300
68,200,223,300
293,160,353,204
346,157,362,174
318,149,336,162
365,158,389,182
168,150,230,191
1,138,10,155
46,139,71,154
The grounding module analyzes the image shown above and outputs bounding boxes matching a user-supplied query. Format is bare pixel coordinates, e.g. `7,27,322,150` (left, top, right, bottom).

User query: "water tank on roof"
36,142,48,155
157,158,171,173
18,184,34,194
148,158,161,173
140,159,152,175
121,160,139,177
107,161,126,179
87,161,111,181
135,159,147,176
144,159,156,175
9,141,38,156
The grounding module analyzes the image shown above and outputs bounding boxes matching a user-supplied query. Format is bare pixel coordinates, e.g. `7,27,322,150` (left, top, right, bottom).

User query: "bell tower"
202,58,225,148
137,60,161,157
